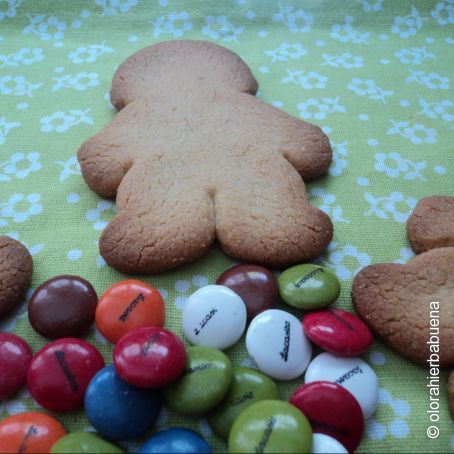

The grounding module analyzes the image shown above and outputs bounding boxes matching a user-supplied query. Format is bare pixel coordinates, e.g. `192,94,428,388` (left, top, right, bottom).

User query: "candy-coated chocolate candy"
289,381,363,453
85,365,161,440
0,333,32,400
114,327,186,388
246,309,312,380
164,346,232,415
96,279,165,343
138,428,212,454
207,367,279,439
229,400,312,454
216,264,278,320
305,352,378,419
28,275,98,339
278,264,340,309
182,285,247,350
0,412,66,453
27,338,105,412
303,308,373,356
312,434,348,454
51,432,123,453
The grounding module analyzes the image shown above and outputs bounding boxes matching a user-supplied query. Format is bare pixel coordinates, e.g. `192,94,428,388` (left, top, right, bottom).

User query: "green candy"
51,432,123,453
163,346,232,415
229,400,312,454
207,367,279,439
278,264,340,309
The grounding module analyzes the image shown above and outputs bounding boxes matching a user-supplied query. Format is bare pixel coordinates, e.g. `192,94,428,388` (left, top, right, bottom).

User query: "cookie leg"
215,156,333,267
99,166,216,274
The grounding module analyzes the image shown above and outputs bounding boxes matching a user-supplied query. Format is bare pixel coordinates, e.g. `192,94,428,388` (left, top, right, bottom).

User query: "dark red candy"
114,327,186,388
302,308,373,356
289,381,363,453
28,275,98,339
27,338,105,412
216,264,278,321
0,333,32,400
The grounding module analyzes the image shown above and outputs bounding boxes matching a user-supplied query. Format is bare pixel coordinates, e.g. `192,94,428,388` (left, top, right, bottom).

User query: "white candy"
182,285,247,350
246,309,312,380
311,434,348,454
305,352,378,419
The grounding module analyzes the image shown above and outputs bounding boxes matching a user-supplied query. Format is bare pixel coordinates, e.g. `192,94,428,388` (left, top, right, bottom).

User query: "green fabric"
1,0,453,452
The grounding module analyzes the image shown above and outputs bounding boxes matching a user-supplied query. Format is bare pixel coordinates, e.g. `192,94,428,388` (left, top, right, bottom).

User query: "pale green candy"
207,367,279,439
278,264,340,309
51,432,123,453
163,346,232,415
228,400,312,454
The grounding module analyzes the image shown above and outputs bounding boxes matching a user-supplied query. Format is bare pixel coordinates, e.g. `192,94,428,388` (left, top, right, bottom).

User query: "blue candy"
84,365,161,441
138,428,212,454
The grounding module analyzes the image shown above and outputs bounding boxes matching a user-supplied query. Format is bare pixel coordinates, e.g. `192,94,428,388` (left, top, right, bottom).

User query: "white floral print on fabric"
0,75,42,97
418,98,453,123
272,4,313,33
331,16,369,43
5,231,43,256
394,247,415,264
86,200,117,230
309,187,350,223
0,193,42,224
394,47,435,64
0,152,41,181
282,69,328,89
358,0,383,12
375,152,427,181
322,52,363,68
297,97,346,120
152,11,192,38
40,109,93,133
68,42,113,64
405,69,449,90
52,72,99,91
55,156,81,181
390,6,426,38
329,142,349,176
0,48,44,67
0,117,21,145
430,1,454,26
202,15,243,42
264,42,307,62
22,15,66,41
0,0,21,21
364,191,417,223
95,0,138,16
387,120,437,144
347,78,393,103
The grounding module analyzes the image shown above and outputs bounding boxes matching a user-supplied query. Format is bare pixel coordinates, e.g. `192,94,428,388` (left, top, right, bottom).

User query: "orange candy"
0,412,65,453
96,279,165,343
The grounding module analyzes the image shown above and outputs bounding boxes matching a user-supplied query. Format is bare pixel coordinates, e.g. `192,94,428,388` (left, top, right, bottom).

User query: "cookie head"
407,195,454,254
0,236,33,316
110,40,258,110
352,247,454,367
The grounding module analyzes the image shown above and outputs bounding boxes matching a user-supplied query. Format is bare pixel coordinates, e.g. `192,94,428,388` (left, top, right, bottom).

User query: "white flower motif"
309,188,350,223
152,11,192,38
388,119,437,145
394,47,435,65
22,15,66,41
0,47,44,68
358,0,383,12
55,156,81,181
0,116,21,145
201,15,243,42
52,72,99,91
322,52,363,68
282,69,327,89
331,16,369,44
263,42,307,63
86,200,116,230
314,242,371,281
394,247,415,264
329,142,348,177
366,389,411,440
375,152,426,181
418,99,453,122
68,42,113,64
297,97,346,120
272,4,313,33
364,192,417,223
431,1,454,26
95,0,138,15
0,0,21,21
0,193,42,223
0,75,42,97
40,109,93,133
0,152,41,181
347,78,393,103
405,69,449,90
391,6,426,38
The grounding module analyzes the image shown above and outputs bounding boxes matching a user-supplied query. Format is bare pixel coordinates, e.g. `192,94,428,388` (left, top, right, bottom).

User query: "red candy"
302,308,373,356
114,327,186,388
289,381,364,453
27,338,105,412
0,333,32,400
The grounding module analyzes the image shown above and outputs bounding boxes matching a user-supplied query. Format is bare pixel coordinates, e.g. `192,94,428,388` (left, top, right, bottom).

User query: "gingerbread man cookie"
0,236,33,316
352,247,454,367
78,40,333,274
407,195,454,254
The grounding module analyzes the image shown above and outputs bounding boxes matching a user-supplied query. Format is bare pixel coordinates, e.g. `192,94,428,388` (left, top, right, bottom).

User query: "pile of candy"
0,263,379,453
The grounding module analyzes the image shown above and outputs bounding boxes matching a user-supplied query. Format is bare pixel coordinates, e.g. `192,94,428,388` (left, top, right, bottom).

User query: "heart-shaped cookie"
352,247,454,367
